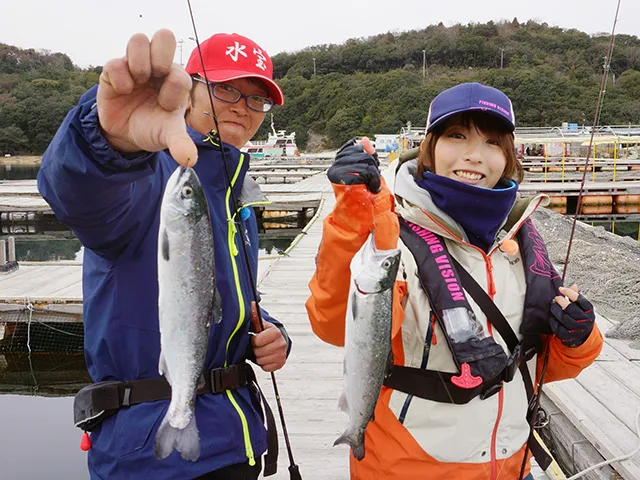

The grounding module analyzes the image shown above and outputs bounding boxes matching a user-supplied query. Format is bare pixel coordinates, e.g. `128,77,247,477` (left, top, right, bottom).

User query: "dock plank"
0,264,82,299
545,380,640,479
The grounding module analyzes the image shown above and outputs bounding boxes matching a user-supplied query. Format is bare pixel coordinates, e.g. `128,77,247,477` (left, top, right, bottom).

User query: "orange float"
547,195,567,206
614,194,640,205
614,204,640,214
581,204,613,214
581,195,613,206
547,205,567,214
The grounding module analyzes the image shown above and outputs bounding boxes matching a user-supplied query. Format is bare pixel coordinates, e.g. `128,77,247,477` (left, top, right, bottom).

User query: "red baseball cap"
185,33,284,106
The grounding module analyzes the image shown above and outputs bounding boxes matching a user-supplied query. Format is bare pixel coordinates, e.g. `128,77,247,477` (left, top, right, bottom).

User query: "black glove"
327,138,381,193
549,294,596,348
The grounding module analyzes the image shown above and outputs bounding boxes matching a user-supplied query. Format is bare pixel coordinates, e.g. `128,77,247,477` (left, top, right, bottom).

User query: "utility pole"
312,57,316,75
500,48,504,69
177,38,185,66
422,50,426,79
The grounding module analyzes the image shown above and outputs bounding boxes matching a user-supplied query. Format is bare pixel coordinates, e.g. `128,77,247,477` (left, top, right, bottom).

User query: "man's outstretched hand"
97,29,198,167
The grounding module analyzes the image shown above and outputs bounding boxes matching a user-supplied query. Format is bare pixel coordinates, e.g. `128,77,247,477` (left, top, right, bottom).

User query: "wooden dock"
541,314,640,480
0,180,323,216
253,194,350,479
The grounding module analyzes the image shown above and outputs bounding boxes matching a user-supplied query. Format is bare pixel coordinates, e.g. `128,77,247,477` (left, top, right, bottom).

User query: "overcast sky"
2,0,638,68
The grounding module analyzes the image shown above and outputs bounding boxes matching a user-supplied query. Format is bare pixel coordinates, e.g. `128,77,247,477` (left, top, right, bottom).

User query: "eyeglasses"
193,77,274,113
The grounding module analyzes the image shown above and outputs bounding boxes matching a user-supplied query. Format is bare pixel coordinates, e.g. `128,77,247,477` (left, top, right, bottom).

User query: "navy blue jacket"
38,86,287,479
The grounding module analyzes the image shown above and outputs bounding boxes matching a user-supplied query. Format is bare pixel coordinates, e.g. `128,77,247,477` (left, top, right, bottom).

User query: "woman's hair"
415,111,524,184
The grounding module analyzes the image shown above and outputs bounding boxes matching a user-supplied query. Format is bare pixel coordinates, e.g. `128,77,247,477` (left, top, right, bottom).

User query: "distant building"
373,134,399,153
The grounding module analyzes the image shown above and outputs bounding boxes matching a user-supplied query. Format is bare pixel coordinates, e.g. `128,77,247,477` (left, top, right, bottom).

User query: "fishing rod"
518,1,623,479
185,2,302,478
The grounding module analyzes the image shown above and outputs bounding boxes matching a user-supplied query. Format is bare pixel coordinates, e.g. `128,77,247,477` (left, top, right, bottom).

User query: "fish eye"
382,259,392,269
182,186,193,197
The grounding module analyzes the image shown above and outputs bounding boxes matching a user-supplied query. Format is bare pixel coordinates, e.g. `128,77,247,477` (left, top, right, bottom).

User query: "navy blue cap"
426,83,515,134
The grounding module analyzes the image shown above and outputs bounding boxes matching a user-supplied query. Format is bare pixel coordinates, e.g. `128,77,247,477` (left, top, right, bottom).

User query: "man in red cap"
38,29,290,479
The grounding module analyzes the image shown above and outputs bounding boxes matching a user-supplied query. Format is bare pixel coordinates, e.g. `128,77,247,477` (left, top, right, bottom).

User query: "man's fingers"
158,64,192,112
260,362,284,373
253,340,285,358
126,33,152,84
164,125,197,168
251,324,280,349
100,58,135,96
150,29,176,78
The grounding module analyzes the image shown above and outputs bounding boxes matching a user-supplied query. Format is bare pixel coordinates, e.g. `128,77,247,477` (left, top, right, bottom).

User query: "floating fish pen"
0,303,84,354
0,351,91,397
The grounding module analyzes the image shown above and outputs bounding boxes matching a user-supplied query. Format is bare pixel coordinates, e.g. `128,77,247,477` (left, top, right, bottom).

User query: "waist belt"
90,363,250,412
384,343,533,404
74,362,279,476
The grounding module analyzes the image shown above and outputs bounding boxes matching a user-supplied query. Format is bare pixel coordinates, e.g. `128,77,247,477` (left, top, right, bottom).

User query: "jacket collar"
388,159,549,250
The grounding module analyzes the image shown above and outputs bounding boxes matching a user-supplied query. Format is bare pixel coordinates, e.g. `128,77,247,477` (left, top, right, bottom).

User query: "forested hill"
0,44,100,154
272,19,640,148
2,20,640,154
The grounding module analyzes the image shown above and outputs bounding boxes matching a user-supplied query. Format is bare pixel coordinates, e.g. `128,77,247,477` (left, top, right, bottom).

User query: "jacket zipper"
484,254,502,480
418,208,508,480
222,152,255,467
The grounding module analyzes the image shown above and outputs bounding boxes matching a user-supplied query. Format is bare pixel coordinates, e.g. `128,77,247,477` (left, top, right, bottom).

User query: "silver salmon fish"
154,167,222,462
334,232,401,460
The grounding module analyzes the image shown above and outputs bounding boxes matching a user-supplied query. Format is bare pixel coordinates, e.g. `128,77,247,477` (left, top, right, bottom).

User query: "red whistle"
80,432,92,451
451,363,482,389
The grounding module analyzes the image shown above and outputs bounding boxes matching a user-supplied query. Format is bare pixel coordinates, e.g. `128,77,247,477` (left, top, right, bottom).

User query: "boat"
242,115,299,158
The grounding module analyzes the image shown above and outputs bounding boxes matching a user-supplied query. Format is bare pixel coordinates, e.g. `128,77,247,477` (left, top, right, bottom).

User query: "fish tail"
154,411,200,462
333,429,365,461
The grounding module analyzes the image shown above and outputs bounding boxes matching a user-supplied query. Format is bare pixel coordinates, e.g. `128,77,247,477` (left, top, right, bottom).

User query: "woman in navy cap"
38,29,290,480
307,83,603,480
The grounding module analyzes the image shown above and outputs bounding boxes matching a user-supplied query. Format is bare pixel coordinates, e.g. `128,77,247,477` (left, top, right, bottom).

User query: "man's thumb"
165,128,198,167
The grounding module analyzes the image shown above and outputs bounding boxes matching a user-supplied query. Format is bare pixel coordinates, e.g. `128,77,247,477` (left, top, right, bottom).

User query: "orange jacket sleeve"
536,324,604,384
306,181,400,346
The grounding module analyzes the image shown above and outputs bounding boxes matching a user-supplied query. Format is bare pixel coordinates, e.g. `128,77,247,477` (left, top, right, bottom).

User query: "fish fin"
158,351,171,386
212,288,223,324
333,430,365,461
338,391,349,414
154,410,200,462
353,438,365,461
161,228,170,261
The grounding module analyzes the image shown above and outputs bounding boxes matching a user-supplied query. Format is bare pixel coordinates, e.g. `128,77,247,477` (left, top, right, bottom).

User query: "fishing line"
518,1,623,479
185,2,301,477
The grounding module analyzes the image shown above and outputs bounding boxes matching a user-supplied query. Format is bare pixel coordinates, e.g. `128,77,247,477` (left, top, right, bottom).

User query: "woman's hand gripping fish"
154,167,222,462
334,232,401,460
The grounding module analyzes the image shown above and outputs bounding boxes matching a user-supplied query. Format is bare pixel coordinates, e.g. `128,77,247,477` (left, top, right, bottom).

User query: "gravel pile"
532,207,640,348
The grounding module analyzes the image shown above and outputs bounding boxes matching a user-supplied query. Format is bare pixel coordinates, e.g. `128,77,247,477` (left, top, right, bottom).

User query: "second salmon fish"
334,232,401,460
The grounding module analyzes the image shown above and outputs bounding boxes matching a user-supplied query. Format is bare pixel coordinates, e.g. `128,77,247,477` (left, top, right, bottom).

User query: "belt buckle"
504,343,523,382
210,368,224,393
480,382,503,400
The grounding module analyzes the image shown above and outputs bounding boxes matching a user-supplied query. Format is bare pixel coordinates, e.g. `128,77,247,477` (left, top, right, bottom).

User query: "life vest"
383,217,560,470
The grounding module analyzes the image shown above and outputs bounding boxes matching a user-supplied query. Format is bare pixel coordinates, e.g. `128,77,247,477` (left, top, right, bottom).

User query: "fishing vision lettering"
410,223,465,302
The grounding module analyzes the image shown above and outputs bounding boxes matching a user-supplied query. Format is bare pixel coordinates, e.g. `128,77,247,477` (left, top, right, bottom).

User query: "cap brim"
197,68,284,106
427,107,514,133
